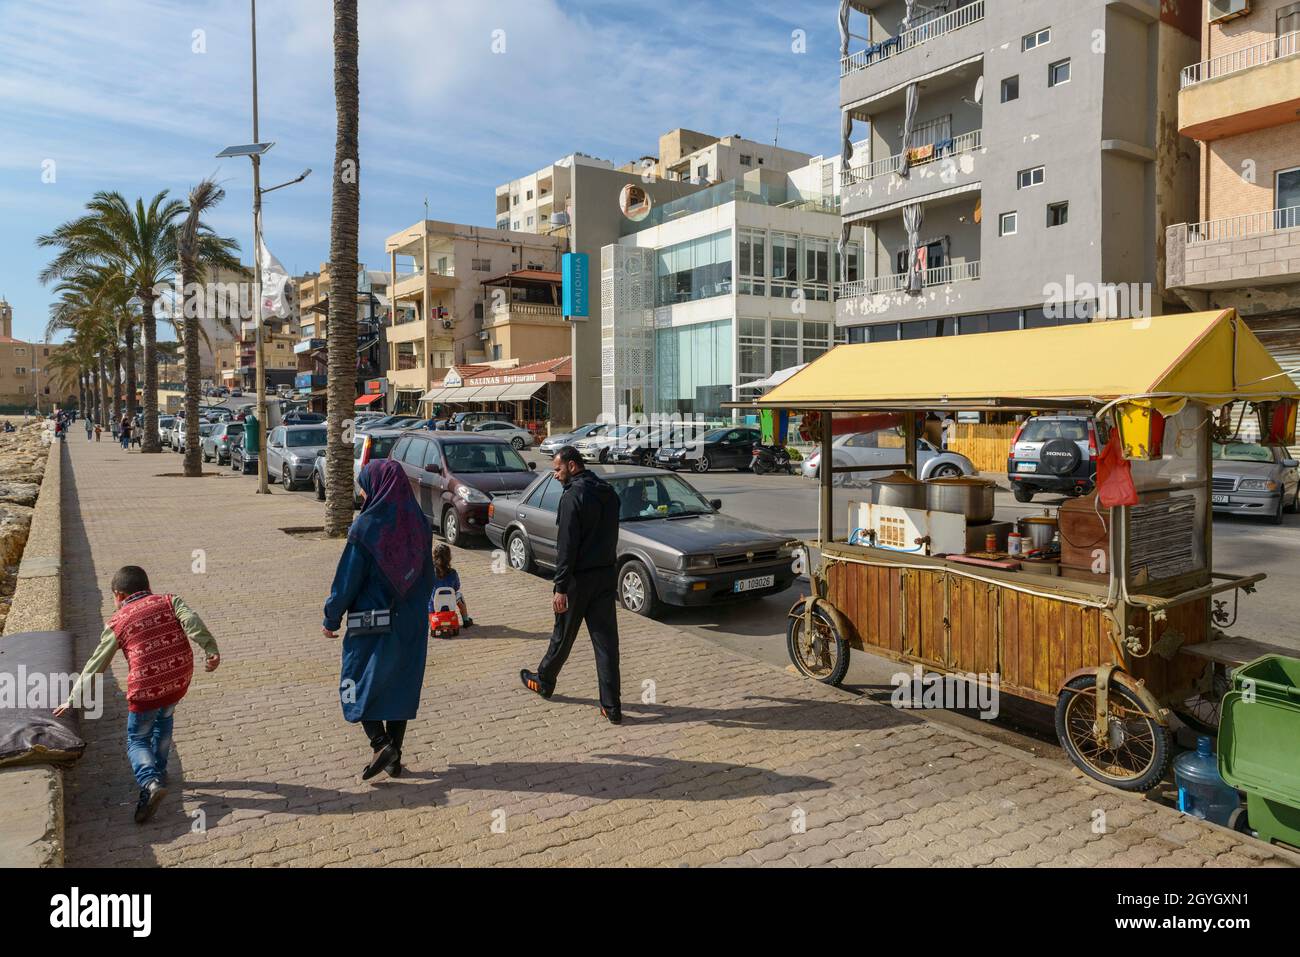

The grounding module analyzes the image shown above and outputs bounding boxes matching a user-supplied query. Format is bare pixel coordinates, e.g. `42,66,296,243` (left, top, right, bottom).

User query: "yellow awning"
753,310,1300,412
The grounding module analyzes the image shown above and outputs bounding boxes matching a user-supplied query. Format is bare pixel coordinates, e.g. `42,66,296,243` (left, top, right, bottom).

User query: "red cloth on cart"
1096,436,1138,508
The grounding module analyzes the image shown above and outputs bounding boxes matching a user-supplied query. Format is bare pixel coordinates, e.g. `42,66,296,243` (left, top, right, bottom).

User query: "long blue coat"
323,541,434,722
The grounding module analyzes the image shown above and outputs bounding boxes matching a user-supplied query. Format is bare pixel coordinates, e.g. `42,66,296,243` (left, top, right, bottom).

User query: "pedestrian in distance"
54,565,221,824
118,413,131,450
323,458,436,781
520,445,623,723
94,422,102,442
84,416,93,440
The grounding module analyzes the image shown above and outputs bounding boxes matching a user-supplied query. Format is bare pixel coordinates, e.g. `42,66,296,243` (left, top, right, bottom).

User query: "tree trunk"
139,293,161,451
124,319,138,420
182,292,203,477
93,357,104,426
325,0,361,537
111,346,123,425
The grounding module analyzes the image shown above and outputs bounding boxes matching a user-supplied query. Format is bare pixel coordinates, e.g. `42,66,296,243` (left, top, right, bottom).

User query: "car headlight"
681,554,716,571
456,485,491,504
1239,479,1278,492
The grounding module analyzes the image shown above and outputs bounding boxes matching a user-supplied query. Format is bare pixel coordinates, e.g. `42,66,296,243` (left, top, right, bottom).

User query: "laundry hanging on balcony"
903,204,924,295
899,83,920,177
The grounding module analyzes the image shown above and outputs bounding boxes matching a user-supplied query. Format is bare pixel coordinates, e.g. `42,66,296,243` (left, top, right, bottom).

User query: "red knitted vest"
109,593,194,713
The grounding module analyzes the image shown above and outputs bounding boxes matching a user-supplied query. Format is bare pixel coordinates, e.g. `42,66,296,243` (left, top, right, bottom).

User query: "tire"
202,447,211,463
510,437,524,450
1055,674,1172,792
753,458,771,475
786,598,851,687
281,466,295,491
931,463,961,479
1270,496,1285,525
1289,486,1300,514
313,471,326,501
618,560,658,618
1013,484,1035,503
506,529,534,573
692,454,711,474
598,448,610,464
1229,806,1251,835
441,507,464,547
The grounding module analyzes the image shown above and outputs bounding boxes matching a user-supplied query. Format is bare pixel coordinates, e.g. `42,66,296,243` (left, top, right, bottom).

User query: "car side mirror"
1285,459,1299,469
709,499,722,511
425,463,438,473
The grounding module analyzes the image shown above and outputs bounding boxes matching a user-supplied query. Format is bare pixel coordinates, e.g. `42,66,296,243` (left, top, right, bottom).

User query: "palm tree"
37,191,242,452
326,0,360,537
176,179,241,477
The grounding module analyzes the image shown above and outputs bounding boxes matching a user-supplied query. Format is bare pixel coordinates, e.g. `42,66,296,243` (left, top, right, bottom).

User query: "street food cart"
743,310,1299,792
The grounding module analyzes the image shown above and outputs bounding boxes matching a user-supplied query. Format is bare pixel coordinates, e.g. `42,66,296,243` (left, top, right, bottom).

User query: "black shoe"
461,617,474,628
520,669,553,699
601,706,623,725
362,741,400,781
133,781,167,823
386,751,403,778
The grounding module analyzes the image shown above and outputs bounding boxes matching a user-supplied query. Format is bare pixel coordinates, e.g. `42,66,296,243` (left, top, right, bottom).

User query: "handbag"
346,608,392,635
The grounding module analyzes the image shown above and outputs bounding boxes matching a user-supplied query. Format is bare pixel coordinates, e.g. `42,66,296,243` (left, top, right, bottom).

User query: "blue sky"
0,0,840,342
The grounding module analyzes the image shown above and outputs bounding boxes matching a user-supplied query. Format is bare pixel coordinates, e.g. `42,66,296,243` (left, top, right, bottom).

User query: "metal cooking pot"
1019,514,1058,549
925,476,996,523
871,471,926,510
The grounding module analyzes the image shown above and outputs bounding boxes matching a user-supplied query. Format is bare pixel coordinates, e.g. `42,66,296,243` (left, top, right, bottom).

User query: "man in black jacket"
521,445,623,722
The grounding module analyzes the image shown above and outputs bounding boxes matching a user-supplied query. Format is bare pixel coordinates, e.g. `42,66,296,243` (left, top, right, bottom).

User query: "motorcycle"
750,444,795,475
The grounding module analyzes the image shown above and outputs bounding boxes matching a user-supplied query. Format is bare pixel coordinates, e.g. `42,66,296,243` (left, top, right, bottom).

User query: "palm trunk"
325,0,361,537
93,358,103,426
182,299,203,476
124,319,138,419
111,346,123,425
139,293,160,451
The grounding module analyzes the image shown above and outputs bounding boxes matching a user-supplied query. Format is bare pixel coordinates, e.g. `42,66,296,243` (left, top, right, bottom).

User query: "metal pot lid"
926,476,995,488
873,470,924,486
1020,515,1059,526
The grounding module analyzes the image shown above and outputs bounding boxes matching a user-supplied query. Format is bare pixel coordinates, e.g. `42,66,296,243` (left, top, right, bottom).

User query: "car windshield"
1020,419,1089,442
702,429,731,442
199,425,214,436
1214,442,1275,463
444,442,528,473
611,475,715,520
287,428,327,447
368,436,397,459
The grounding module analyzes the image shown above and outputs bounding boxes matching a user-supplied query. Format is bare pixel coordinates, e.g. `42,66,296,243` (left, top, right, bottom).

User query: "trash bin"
1219,654,1300,848
243,415,260,456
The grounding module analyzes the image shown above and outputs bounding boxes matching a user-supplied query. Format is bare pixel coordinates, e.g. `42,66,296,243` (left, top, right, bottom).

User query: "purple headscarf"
348,458,432,599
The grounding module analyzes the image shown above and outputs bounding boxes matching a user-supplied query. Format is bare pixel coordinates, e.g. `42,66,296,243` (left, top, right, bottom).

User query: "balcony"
841,0,985,108
838,260,981,300
842,129,984,220
1166,208,1300,307
484,302,566,328
1179,31,1300,141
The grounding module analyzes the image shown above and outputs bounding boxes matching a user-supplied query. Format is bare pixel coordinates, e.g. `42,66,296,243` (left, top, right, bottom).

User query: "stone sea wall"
0,420,51,635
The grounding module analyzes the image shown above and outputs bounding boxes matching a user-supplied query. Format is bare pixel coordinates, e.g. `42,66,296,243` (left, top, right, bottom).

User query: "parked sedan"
174,419,214,455
539,422,610,455
655,426,762,473
201,421,241,464
158,416,176,447
487,465,799,617
574,424,650,464
802,431,976,485
1212,441,1300,525
608,424,713,468
229,431,254,474
266,424,328,490
471,420,534,450
389,432,538,546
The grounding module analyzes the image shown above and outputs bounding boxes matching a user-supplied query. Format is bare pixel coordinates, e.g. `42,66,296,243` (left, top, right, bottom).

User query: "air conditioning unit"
441,318,453,330
1208,0,1249,22
479,330,490,341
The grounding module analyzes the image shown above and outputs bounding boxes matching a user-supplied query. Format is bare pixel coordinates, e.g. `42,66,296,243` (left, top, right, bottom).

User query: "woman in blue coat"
323,458,435,781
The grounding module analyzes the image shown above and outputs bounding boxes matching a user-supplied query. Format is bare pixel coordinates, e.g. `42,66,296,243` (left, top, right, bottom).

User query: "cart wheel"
1054,673,1172,792
786,599,850,686
1228,806,1251,835
1173,662,1230,736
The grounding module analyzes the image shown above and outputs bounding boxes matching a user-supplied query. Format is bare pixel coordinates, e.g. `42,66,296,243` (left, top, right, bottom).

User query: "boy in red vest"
55,566,221,823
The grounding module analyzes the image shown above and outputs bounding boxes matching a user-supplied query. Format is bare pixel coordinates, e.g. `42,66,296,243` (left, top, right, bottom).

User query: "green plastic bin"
1219,658,1300,849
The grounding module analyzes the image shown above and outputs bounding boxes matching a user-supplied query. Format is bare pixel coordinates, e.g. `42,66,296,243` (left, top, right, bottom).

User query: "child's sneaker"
133,780,167,823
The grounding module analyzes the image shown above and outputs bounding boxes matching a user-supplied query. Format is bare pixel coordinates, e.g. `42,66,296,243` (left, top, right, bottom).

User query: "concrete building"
602,161,861,421
1166,0,1300,373
382,220,566,412
0,300,54,410
173,264,249,381
835,0,1200,341
643,128,818,185
294,264,389,412
495,153,616,235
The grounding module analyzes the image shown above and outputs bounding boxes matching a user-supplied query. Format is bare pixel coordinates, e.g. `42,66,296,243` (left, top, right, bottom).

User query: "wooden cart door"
902,567,949,668
945,574,1000,676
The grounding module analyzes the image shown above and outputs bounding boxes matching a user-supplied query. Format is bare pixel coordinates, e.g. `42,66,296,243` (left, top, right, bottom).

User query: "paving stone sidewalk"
59,437,1294,867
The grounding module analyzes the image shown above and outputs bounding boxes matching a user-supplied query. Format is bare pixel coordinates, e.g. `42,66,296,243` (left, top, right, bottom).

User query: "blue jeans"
126,705,176,788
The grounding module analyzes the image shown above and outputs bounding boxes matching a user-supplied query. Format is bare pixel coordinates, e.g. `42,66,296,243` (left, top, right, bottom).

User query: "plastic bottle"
1173,735,1240,826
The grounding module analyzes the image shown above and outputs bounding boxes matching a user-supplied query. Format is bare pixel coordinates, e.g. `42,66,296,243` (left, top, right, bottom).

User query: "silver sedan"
803,432,976,485
266,424,328,490
471,420,534,450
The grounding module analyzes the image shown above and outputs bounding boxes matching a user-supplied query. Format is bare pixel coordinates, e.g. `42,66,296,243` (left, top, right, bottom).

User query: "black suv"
1006,414,1098,502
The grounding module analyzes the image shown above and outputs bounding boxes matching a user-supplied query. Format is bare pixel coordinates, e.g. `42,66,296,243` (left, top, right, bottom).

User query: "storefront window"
738,227,766,296
655,319,733,418
655,230,733,307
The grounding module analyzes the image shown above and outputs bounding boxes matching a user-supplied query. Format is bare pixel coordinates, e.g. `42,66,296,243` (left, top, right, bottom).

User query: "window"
868,323,900,343
771,319,799,373
1017,166,1045,189
525,190,533,201
738,318,768,387
1022,28,1050,51
527,216,534,227
1047,202,1069,227
803,321,832,364
1048,59,1071,87
391,436,413,463
834,240,861,288
512,221,520,230
739,154,753,166
801,237,831,301
422,440,442,470
999,212,1018,236
1281,3,1300,36
472,258,491,272
14,347,25,356
696,165,709,181
14,366,27,375
1276,167,1300,229
654,230,732,306
769,231,799,297
738,228,766,296
538,477,565,511
512,195,519,206
1000,76,1019,102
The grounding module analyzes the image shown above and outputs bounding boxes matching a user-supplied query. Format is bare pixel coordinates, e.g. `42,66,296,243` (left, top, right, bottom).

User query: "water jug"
1174,736,1239,826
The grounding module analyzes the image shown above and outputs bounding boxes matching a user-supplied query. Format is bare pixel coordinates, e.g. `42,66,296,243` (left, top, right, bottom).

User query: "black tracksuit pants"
538,567,621,709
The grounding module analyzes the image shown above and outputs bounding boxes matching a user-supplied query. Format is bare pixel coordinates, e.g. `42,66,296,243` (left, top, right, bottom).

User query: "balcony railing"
841,0,984,76
486,302,565,325
843,129,983,186
837,260,981,299
1183,206,1300,245
1181,30,1300,88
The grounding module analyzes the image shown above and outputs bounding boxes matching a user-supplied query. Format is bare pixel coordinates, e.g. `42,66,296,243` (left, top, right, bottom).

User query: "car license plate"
733,574,775,593
1212,494,1228,504
1018,462,1037,473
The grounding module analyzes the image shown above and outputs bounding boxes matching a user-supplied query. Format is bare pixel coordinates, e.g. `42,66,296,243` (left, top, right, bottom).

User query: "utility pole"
251,0,269,494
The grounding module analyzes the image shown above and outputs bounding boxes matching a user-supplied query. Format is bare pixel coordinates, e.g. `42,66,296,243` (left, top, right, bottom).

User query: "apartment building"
382,220,566,412
643,129,817,185
294,264,389,412
173,264,250,380
0,300,54,410
602,161,862,420
495,153,616,235
1166,0,1300,372
836,0,1200,342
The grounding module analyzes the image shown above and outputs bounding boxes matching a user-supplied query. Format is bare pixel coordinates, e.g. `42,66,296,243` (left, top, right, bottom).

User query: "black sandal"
362,741,399,781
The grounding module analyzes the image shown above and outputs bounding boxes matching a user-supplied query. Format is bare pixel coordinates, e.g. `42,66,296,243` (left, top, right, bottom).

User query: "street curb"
0,435,65,868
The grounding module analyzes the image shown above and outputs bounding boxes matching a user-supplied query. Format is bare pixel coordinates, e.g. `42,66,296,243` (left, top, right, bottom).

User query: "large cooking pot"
870,471,926,509
1019,514,1058,549
925,476,995,523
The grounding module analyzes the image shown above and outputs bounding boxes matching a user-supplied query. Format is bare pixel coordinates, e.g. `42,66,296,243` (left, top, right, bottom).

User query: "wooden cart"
743,310,1299,791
